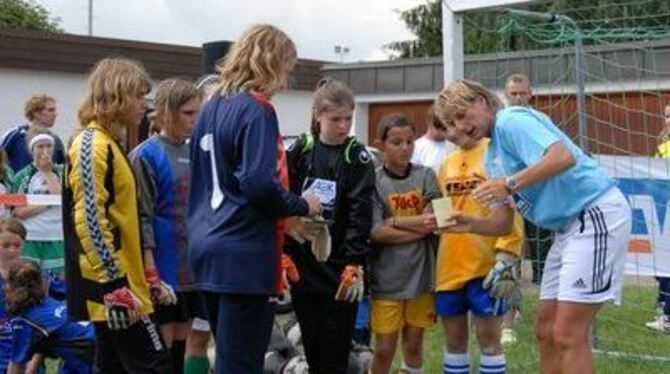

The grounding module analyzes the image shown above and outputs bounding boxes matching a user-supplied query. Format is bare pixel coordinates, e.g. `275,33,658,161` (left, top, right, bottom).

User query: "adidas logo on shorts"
572,278,587,289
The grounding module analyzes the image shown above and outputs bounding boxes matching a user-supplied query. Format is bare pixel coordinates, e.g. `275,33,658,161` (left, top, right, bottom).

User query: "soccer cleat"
501,328,518,345
645,315,670,333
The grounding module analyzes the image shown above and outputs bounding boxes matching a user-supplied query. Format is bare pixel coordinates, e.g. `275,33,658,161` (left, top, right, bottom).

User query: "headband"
29,134,54,150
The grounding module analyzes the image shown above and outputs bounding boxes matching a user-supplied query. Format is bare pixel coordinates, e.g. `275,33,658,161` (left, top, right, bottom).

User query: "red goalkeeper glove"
335,265,364,303
103,287,143,330
280,254,300,293
145,268,177,306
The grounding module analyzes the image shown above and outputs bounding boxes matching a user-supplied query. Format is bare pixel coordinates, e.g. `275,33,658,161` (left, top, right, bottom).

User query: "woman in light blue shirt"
433,79,631,374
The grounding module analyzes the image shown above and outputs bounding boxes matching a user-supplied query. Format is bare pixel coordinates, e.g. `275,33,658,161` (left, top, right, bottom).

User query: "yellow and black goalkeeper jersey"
436,139,524,292
63,122,153,322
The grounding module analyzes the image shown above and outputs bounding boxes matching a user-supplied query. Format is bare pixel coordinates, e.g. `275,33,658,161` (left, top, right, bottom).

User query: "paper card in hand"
432,197,455,228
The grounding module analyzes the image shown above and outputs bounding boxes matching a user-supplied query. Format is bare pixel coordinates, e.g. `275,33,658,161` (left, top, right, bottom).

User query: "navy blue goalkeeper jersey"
10,298,94,374
188,92,308,294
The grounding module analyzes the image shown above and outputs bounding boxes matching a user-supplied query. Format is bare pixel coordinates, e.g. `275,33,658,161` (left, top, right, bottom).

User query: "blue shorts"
355,297,370,330
436,278,506,318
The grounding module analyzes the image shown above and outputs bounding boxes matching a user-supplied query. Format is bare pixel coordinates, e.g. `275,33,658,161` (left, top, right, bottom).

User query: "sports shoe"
501,328,518,345
645,315,670,333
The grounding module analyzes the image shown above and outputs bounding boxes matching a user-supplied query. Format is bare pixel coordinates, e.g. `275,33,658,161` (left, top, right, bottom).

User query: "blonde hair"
24,94,55,121
154,78,199,136
660,103,670,144
218,24,296,97
505,73,531,87
311,78,355,133
434,79,503,126
77,58,151,140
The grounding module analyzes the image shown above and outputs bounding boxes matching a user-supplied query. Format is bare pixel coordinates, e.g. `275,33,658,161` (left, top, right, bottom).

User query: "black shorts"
155,291,207,325
93,314,173,373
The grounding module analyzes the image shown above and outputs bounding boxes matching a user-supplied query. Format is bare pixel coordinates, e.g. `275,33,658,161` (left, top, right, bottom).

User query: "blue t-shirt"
11,298,94,374
188,92,307,294
0,278,12,372
486,107,614,230
130,136,192,290
0,124,65,172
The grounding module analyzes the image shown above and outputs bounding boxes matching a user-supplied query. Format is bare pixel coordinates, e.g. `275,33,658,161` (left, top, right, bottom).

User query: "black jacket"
284,133,375,295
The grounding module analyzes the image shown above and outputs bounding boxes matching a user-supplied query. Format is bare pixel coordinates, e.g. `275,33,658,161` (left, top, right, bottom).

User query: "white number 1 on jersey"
200,134,225,209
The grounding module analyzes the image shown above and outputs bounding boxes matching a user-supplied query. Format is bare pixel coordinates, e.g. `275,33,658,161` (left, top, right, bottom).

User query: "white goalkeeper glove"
483,251,518,300
145,268,178,306
103,287,143,330
335,265,364,303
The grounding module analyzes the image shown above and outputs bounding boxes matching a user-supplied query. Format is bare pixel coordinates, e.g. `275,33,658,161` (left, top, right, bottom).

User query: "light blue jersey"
486,107,614,231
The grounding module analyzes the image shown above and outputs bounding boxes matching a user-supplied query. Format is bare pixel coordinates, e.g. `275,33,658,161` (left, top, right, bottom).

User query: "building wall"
362,92,669,156
0,67,87,142
0,67,314,146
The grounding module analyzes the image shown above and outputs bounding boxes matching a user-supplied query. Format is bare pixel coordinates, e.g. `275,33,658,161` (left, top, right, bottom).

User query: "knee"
535,319,553,345
374,340,397,363
552,325,586,351
477,331,502,356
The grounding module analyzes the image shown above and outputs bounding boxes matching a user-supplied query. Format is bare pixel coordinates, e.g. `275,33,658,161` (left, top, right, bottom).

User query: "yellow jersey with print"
435,139,524,292
63,122,153,322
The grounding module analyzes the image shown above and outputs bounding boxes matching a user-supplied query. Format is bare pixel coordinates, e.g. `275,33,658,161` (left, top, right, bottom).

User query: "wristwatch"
505,175,519,193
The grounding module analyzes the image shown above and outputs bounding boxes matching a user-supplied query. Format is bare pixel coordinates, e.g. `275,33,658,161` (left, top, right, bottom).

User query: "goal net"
459,1,670,371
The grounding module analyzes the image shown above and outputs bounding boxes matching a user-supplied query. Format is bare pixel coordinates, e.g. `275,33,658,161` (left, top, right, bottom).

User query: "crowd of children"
0,22,639,374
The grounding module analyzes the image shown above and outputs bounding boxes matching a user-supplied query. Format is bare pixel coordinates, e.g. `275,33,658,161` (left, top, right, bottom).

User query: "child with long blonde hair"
64,57,173,373
188,24,320,374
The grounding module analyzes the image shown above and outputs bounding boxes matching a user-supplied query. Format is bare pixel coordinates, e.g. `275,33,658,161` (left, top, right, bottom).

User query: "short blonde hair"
77,58,151,139
218,24,296,97
434,79,503,126
154,78,199,136
505,73,531,87
24,94,55,121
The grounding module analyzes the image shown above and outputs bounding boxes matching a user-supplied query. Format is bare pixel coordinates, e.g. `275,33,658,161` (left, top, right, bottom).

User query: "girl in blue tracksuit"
6,260,95,374
188,24,320,373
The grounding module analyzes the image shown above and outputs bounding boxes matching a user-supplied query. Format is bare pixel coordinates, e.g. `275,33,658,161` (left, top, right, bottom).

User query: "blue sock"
443,351,470,374
480,353,506,374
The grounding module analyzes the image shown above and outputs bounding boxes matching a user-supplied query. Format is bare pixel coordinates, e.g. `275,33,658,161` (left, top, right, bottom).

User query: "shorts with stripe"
539,187,631,304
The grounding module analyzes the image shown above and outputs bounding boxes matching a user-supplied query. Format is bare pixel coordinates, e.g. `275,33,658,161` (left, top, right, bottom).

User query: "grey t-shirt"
370,164,441,300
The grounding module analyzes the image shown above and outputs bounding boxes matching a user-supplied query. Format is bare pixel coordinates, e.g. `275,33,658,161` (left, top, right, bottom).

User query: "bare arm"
473,143,576,205
445,205,515,237
510,142,576,190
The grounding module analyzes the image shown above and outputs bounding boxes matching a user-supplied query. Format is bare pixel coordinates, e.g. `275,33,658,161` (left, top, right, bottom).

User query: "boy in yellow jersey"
435,119,524,374
369,113,441,374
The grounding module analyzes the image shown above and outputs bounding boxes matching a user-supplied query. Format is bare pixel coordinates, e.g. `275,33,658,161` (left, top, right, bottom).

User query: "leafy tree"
0,0,62,32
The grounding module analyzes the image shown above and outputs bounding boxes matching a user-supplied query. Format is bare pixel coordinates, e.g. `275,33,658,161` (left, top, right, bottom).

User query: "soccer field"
409,285,670,374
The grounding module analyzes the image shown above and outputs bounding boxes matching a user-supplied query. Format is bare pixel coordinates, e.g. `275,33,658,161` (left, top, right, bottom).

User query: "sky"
36,0,426,62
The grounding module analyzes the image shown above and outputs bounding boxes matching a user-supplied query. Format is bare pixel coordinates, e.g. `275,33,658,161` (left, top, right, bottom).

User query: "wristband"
145,268,160,283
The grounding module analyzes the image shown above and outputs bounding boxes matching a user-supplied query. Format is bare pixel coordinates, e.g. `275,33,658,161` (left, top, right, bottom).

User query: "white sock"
443,351,470,374
480,353,506,374
401,361,423,374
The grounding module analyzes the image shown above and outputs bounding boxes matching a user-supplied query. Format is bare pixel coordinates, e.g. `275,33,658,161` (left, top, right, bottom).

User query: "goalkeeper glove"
145,268,177,306
483,251,518,300
335,265,364,303
103,287,143,330
280,254,300,293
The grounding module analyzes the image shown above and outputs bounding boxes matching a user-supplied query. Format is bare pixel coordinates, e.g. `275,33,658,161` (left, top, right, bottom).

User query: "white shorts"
539,187,631,304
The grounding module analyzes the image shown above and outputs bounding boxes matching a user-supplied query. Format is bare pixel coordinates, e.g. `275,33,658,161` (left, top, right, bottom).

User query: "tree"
388,0,670,58
0,0,62,32
386,1,442,59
